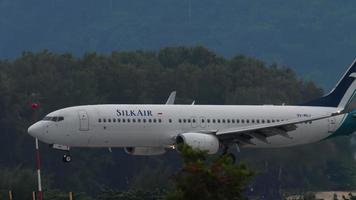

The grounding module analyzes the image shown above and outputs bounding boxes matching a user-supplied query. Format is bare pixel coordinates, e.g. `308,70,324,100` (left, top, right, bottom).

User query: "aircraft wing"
215,110,344,145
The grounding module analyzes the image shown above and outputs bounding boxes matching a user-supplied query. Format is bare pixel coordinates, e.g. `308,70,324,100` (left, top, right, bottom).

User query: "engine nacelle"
176,133,220,154
124,147,166,156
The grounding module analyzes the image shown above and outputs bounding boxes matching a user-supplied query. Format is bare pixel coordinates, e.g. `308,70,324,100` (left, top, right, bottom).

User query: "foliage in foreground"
96,145,254,200
166,145,254,200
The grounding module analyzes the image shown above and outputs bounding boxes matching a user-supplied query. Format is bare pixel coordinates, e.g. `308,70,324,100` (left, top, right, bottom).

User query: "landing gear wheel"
62,154,72,163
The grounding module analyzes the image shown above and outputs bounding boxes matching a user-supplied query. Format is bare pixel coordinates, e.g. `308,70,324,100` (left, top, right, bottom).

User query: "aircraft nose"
28,122,43,138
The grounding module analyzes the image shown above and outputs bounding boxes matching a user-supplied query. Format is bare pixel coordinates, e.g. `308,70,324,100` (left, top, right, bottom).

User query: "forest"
1,0,356,89
0,46,355,199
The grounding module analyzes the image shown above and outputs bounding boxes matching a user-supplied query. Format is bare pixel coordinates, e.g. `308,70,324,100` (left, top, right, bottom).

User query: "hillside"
1,0,356,88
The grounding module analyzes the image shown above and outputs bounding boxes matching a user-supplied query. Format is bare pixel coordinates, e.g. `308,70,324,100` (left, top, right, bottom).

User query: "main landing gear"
222,144,239,164
51,144,72,163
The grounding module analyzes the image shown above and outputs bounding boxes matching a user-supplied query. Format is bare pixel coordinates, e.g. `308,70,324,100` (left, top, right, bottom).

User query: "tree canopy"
0,46,354,199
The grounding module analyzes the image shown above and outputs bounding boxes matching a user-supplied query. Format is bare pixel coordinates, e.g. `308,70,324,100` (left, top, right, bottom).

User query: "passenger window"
192,119,196,123
179,119,182,123
237,119,240,123
149,119,152,123
272,120,275,123
118,119,121,123
98,119,101,123
183,119,186,123
222,119,226,123
103,119,106,123
227,119,230,123
108,119,111,123
262,120,265,123
188,119,191,123
217,119,221,123
138,119,141,123
169,119,172,123
153,119,157,123
256,120,260,123
207,119,210,123
133,119,136,123
213,119,216,123
241,120,245,123
232,119,235,123
127,119,131,123
159,119,162,123
113,119,116,122
202,119,205,123
122,119,125,123
267,120,270,123
143,119,146,123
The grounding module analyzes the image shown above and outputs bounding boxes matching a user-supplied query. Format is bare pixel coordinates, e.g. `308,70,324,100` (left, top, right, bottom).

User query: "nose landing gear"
62,153,72,163
51,144,72,163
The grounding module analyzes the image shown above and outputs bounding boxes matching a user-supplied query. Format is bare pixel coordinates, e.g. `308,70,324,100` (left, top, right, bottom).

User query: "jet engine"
124,147,166,156
176,133,220,154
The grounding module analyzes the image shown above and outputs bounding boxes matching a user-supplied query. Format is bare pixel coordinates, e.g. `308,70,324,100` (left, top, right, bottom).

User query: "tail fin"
303,59,356,108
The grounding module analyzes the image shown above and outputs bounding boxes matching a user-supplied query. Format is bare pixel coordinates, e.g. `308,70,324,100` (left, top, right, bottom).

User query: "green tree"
166,145,254,200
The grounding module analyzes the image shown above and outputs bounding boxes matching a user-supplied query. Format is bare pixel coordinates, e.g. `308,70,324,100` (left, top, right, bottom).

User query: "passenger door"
78,110,89,131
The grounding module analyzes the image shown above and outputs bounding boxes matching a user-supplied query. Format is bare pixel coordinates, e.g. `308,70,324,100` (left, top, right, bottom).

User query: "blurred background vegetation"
0,46,355,199
1,0,356,89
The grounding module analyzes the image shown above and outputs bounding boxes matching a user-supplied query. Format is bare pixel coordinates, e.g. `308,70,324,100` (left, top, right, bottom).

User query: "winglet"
165,91,176,105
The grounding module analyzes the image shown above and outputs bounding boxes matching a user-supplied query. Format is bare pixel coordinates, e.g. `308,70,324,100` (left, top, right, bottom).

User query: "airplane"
28,59,356,163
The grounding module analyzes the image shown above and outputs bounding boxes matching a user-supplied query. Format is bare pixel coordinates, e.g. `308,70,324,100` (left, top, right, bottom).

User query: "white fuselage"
30,104,341,149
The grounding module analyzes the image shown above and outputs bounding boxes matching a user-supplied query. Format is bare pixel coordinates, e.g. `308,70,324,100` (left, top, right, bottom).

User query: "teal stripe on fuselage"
326,110,356,139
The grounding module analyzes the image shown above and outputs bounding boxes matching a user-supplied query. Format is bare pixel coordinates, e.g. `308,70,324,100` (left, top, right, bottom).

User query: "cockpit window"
43,116,64,122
